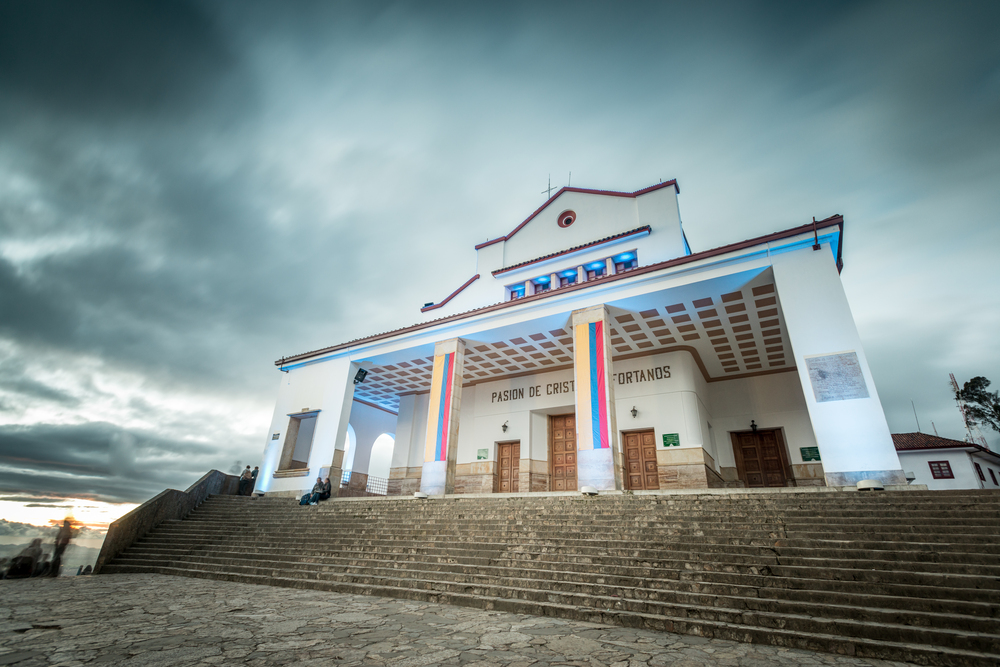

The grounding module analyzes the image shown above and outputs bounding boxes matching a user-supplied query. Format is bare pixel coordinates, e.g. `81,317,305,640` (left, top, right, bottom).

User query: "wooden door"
549,414,577,491
624,430,659,490
498,441,520,492
732,429,791,487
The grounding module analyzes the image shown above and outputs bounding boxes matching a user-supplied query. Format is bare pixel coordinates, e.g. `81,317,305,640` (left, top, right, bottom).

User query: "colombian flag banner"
424,352,456,463
574,320,610,450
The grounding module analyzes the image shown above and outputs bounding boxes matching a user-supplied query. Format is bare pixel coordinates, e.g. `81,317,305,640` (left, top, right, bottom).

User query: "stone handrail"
94,469,241,574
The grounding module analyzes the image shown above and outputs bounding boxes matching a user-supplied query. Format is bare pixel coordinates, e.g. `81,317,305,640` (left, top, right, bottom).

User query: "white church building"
257,179,907,497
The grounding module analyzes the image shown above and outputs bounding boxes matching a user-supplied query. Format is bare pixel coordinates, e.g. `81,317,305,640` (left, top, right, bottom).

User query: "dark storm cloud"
0,0,241,119
0,422,216,503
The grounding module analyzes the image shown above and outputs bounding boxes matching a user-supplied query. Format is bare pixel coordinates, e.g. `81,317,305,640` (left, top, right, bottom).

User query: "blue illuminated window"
509,284,526,300
613,251,638,272
586,262,606,280
559,270,578,287
532,276,551,293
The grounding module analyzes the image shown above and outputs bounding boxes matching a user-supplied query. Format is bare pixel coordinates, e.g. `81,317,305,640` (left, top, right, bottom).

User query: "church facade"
257,179,906,497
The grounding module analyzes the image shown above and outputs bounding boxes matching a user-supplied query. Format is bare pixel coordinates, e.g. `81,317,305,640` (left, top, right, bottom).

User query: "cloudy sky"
1,1,998,523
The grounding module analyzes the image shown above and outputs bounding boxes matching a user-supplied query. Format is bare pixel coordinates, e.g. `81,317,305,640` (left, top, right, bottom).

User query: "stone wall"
387,466,422,496
94,469,240,574
455,462,497,494
656,447,724,489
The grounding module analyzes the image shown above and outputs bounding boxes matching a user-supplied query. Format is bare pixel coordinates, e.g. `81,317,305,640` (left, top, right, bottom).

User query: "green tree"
956,376,1000,434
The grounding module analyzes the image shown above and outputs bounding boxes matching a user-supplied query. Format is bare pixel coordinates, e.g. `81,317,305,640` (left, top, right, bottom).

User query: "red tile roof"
892,432,993,454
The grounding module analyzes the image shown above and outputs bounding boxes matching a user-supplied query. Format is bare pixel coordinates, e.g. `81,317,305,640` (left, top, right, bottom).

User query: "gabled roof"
893,432,996,456
275,214,843,367
475,180,679,250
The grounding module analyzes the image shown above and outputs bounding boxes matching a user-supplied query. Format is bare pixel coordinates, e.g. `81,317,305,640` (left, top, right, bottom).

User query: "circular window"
557,210,576,228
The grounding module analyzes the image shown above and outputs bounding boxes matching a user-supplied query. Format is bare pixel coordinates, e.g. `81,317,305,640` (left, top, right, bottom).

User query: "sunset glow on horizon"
0,496,138,532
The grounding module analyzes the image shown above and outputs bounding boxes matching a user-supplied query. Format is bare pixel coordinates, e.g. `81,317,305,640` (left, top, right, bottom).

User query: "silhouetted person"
248,466,260,495
36,553,51,577
5,539,42,578
49,518,74,577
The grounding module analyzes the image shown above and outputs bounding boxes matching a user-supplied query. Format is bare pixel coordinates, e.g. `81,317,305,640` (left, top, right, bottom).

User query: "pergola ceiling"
353,271,793,413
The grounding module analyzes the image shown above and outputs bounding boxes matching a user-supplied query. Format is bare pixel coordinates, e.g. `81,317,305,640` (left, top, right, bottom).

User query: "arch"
343,423,357,472
367,433,395,480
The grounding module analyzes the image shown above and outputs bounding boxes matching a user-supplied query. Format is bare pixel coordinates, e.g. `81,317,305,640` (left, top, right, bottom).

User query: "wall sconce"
630,406,637,418
751,419,757,433
502,421,508,433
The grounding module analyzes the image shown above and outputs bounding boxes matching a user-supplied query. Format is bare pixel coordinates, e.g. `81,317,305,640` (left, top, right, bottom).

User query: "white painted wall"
897,449,983,490
771,243,903,482
422,185,686,320
346,400,398,475
257,356,357,495
707,371,817,469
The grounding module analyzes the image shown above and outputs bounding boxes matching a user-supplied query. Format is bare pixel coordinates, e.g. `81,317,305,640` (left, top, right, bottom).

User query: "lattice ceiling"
352,281,790,413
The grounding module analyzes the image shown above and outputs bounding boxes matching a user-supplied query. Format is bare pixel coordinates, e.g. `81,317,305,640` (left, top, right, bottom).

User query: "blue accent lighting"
560,270,577,277
535,276,550,283
587,262,605,270
613,252,634,262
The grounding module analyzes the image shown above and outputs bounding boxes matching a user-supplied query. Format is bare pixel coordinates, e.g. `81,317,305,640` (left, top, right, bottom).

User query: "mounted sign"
800,446,821,462
661,433,680,448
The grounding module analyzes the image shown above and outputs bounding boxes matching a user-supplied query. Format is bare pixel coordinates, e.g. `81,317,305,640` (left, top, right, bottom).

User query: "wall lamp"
502,421,508,433
630,406,638,418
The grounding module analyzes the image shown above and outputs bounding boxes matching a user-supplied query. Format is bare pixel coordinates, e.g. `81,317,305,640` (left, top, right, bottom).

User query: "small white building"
893,432,1000,490
257,178,908,497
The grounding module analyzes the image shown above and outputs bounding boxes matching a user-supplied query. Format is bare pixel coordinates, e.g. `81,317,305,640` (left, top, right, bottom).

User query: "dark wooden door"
498,441,520,492
549,414,577,491
732,429,790,487
624,430,659,490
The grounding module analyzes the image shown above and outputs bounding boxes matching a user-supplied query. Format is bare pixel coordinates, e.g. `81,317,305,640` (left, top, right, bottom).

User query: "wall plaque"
271,433,280,440
477,448,488,460
805,351,869,402
800,446,821,462
661,433,680,448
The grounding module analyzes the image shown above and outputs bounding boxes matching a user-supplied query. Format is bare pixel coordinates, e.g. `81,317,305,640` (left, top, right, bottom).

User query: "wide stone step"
125,538,1000,588
140,528,1000,562
175,515,1000,537
110,548,1000,619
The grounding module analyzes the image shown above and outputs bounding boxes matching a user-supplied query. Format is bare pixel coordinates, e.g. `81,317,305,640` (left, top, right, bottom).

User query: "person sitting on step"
299,477,325,505
319,476,332,501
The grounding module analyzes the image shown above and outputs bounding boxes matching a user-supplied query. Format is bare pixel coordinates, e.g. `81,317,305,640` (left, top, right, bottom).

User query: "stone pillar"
572,305,622,490
771,246,906,486
325,361,361,498
420,338,466,495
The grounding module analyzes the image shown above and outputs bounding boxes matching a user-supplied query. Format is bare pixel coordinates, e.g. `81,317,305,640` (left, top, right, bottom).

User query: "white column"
771,246,905,486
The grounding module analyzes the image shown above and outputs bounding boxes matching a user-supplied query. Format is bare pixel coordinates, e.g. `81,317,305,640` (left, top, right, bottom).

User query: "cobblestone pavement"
0,574,911,666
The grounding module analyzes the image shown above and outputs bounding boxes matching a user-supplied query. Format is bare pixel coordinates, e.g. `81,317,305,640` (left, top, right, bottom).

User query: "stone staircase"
101,489,1000,666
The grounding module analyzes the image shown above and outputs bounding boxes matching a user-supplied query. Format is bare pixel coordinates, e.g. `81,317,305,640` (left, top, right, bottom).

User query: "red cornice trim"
275,214,843,366
474,180,678,250
353,397,399,416
492,226,651,277
420,274,480,313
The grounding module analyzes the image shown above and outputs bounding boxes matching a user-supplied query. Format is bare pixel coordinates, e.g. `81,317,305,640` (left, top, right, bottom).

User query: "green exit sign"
661,433,680,448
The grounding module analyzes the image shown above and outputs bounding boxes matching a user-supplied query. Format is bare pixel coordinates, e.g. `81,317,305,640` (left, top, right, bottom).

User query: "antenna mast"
951,373,990,449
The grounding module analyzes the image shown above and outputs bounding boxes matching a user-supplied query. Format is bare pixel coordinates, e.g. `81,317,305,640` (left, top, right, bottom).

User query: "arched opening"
368,433,394,480
343,424,357,485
